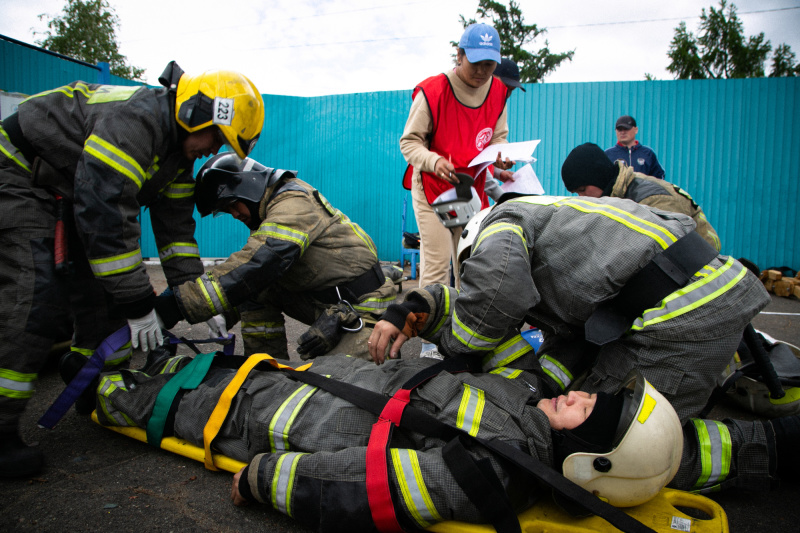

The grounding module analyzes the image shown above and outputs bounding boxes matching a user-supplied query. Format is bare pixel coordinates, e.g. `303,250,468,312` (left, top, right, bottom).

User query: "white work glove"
206,314,228,338
127,309,165,352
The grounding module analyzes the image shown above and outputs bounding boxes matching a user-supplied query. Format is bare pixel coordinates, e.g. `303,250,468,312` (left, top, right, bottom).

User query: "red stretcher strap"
366,388,411,532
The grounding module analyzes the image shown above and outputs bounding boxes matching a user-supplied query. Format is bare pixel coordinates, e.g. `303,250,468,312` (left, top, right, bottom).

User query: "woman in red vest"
400,23,512,357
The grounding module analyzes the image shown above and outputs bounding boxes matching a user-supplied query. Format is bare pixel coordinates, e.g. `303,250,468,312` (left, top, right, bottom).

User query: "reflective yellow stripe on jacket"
196,273,231,315
84,134,147,189
162,182,194,199
691,419,732,493
97,373,137,426
631,257,746,331
391,448,443,528
89,249,143,277
158,242,200,262
0,368,36,399
0,125,31,172
269,383,318,452
456,384,485,437
538,354,573,392
481,334,533,371
253,222,310,253
451,309,503,352
271,452,307,517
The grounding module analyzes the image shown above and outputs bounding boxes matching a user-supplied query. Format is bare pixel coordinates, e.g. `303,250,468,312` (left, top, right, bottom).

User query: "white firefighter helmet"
456,205,494,264
431,172,482,228
561,371,683,507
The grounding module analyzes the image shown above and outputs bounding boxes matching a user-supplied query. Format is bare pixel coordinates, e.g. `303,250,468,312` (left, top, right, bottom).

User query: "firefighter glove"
128,309,165,352
297,304,359,360
206,314,229,338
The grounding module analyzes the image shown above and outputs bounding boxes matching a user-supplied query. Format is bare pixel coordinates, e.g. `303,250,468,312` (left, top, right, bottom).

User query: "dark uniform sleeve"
148,169,204,287
73,104,167,318
173,190,329,324
433,210,539,359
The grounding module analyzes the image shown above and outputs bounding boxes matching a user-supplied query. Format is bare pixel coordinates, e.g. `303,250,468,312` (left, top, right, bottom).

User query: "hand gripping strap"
146,351,216,446
366,388,411,533
202,354,312,470
38,326,131,430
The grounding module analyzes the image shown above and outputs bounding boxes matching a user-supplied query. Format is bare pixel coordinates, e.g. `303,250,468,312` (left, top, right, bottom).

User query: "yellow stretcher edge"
91,412,729,533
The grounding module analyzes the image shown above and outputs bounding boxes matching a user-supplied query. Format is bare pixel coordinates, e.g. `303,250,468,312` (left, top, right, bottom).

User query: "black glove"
297,304,360,360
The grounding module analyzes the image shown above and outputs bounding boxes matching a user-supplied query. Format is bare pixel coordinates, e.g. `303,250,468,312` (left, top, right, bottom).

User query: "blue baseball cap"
458,23,501,64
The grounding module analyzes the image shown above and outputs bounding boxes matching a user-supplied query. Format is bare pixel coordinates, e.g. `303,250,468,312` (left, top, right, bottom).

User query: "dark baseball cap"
615,115,637,130
494,58,526,92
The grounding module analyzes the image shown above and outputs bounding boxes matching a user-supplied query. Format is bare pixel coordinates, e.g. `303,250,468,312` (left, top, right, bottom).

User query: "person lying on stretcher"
94,350,681,530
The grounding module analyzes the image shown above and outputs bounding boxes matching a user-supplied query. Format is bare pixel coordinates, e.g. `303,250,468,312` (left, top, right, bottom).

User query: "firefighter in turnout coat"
154,153,397,360
0,61,264,477
368,194,787,495
561,143,721,251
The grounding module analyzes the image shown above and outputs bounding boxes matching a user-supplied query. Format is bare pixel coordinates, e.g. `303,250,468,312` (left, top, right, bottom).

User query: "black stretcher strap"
282,360,656,533
585,230,719,345
443,435,522,533
313,263,386,304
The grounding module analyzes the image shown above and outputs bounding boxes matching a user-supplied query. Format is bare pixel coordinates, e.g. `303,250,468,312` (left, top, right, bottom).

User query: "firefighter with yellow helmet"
0,60,264,478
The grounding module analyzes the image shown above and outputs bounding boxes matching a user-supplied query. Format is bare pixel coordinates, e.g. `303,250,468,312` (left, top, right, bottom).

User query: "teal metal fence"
3,34,798,269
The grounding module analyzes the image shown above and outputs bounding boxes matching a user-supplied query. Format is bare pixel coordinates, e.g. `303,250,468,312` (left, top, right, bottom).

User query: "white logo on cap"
480,33,493,46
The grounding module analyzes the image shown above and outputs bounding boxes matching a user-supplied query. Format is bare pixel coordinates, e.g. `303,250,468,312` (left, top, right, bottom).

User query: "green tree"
456,0,574,83
770,44,800,77
34,0,144,81
666,0,797,79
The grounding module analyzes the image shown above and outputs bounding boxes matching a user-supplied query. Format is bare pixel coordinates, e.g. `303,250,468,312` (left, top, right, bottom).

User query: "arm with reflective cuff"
149,171,204,286
76,104,166,309
437,209,538,359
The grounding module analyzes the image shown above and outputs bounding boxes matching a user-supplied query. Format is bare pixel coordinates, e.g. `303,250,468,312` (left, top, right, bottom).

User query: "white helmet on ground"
561,371,683,507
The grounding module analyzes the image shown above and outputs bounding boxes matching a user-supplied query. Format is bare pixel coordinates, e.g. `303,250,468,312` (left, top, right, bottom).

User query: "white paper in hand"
500,164,545,195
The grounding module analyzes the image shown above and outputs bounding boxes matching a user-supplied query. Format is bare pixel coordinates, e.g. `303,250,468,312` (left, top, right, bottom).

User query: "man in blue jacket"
605,115,665,179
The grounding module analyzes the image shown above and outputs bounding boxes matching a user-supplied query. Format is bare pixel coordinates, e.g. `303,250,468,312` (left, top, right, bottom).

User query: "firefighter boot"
0,431,44,478
58,351,99,415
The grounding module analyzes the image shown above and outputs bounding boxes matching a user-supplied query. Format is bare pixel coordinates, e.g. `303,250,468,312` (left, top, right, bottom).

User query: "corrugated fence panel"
2,36,798,268
1,37,99,95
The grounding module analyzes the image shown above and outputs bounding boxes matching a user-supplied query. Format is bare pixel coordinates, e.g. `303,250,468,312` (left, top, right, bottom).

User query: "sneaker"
0,432,44,478
420,349,445,360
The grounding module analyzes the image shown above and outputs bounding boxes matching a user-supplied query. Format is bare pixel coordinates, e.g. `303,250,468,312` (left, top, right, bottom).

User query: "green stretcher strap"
146,351,216,446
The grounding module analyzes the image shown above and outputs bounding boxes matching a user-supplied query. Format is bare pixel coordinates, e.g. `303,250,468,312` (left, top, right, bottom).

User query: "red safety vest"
402,73,508,207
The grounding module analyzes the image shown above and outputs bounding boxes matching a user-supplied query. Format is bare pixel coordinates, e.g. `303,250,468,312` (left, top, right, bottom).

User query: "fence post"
97,62,110,84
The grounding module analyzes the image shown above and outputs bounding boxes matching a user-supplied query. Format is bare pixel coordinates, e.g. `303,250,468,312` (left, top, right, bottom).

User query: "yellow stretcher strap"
202,353,312,470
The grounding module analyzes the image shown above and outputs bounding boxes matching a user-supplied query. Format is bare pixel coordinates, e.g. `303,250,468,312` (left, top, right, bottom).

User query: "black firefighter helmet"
195,153,295,220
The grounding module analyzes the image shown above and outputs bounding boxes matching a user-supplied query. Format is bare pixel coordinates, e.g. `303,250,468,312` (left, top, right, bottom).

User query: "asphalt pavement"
2,264,799,533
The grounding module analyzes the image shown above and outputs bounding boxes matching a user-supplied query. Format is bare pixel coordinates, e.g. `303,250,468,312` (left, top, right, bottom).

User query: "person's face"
615,125,638,147
226,200,256,229
573,185,604,198
182,127,225,161
456,51,497,88
503,83,516,99
537,390,597,430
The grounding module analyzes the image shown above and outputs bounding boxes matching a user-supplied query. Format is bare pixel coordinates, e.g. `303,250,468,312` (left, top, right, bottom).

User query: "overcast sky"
2,0,799,96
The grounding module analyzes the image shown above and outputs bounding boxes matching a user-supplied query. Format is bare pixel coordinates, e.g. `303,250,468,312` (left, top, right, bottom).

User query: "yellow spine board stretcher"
91,411,728,533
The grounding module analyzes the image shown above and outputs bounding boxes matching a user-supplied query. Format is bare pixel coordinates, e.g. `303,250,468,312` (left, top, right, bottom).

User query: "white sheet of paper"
468,139,541,168
500,164,545,195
